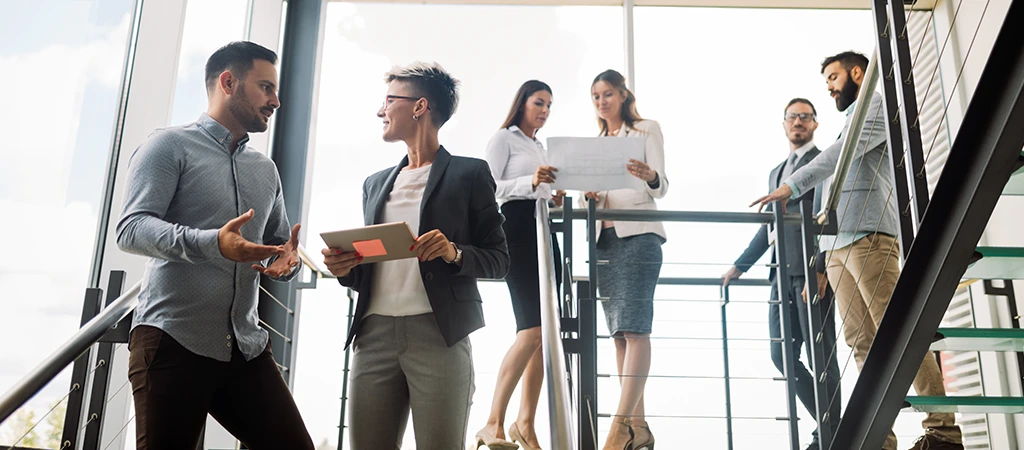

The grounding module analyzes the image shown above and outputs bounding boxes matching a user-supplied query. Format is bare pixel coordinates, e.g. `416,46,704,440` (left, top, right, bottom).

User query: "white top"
366,165,433,318
484,125,552,203
583,119,669,241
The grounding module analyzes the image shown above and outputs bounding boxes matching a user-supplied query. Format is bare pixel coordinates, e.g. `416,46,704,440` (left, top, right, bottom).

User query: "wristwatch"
448,242,463,265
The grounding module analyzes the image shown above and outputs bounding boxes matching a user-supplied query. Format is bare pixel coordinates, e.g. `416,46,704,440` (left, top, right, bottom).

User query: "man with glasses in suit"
724,98,841,450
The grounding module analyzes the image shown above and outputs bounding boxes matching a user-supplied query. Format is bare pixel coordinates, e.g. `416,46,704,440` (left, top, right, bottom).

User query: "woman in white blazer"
583,69,668,450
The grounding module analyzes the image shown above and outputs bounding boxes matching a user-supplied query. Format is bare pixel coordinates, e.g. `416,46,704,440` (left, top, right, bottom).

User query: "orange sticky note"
352,239,387,257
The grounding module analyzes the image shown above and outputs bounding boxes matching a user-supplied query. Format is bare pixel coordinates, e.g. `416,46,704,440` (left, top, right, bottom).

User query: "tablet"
319,222,417,264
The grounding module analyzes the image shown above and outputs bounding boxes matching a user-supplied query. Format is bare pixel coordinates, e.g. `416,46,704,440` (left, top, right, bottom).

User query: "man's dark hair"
784,98,817,118
205,41,278,93
820,51,869,74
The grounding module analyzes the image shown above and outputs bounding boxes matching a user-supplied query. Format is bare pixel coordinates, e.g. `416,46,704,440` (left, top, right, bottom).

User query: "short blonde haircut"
384,62,460,127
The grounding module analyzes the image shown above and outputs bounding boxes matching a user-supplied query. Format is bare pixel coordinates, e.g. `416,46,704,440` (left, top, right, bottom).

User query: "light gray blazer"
783,91,900,239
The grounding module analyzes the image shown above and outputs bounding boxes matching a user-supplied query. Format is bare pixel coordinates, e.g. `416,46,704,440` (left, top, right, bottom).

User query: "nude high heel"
508,422,541,450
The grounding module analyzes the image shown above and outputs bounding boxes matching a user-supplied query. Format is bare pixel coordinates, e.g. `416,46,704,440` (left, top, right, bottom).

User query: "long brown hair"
592,69,642,136
500,80,552,130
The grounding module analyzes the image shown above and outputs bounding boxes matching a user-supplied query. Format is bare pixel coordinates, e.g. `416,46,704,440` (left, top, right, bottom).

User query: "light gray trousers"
348,313,475,450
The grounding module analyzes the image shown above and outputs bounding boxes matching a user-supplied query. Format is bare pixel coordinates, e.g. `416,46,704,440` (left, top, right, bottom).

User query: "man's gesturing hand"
218,209,284,262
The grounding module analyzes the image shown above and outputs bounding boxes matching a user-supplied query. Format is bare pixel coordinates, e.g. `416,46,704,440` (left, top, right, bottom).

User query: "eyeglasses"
382,95,429,110
784,112,816,123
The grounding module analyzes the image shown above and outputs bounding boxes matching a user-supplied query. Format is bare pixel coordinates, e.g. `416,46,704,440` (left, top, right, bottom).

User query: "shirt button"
425,272,434,281
226,343,232,348
226,335,232,340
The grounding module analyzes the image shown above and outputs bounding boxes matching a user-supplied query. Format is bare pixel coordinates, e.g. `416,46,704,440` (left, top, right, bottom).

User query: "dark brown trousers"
128,325,314,450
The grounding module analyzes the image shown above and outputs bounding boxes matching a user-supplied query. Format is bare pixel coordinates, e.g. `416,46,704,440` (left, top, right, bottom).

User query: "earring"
412,115,419,121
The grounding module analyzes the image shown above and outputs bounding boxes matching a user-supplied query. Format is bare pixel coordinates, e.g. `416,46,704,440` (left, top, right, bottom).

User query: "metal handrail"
536,200,576,450
819,51,881,221
297,243,334,278
553,208,801,224
0,280,142,424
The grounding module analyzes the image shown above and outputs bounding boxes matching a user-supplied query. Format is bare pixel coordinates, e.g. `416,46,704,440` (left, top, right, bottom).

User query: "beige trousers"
827,233,961,449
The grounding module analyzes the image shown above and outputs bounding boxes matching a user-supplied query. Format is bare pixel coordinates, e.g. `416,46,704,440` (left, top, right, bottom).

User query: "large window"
0,0,136,445
294,3,623,448
169,0,251,128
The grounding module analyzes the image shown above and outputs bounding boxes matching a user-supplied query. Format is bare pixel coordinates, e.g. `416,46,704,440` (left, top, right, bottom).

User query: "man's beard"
790,129,813,147
835,74,859,112
229,85,267,133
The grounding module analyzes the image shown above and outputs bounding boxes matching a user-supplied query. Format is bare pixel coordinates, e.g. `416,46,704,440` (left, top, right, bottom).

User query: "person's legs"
848,234,961,444
403,314,475,450
128,326,218,450
347,315,411,450
480,327,541,440
830,238,900,450
514,345,545,447
208,341,314,450
800,282,842,441
785,276,825,445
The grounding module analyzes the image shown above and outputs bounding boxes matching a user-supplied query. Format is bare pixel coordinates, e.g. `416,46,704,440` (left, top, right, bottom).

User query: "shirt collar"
791,141,816,160
197,113,250,152
845,100,858,117
508,125,540,142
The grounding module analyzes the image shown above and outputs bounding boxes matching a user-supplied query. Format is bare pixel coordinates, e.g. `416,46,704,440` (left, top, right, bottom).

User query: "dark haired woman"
473,80,563,450
584,69,668,450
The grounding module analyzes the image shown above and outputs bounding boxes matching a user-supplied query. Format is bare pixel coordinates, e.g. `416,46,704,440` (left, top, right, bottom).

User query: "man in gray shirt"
752,51,962,450
117,41,314,450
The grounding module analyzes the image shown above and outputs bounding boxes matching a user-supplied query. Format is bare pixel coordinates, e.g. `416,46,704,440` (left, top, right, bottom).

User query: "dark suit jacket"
735,147,823,280
338,147,510,349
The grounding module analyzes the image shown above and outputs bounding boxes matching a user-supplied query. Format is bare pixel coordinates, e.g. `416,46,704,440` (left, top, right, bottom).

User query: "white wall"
932,0,1023,448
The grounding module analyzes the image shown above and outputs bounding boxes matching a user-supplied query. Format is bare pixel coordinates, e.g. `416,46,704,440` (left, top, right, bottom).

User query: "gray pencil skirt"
596,228,664,335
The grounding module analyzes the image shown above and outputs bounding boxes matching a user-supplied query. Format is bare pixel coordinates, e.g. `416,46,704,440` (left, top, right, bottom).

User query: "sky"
0,1,972,449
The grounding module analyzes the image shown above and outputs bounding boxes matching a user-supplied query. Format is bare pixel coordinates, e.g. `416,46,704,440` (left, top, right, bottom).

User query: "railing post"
337,289,356,447
886,0,930,223
82,271,125,450
577,197,600,450
771,203,802,450
872,0,917,258
799,198,833,449
61,288,104,449
720,285,735,450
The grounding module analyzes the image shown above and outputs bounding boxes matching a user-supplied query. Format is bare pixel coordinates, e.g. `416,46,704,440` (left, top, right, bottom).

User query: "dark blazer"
339,147,510,349
735,147,823,280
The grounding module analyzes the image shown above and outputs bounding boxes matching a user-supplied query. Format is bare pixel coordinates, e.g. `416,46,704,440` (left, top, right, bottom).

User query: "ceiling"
337,0,937,10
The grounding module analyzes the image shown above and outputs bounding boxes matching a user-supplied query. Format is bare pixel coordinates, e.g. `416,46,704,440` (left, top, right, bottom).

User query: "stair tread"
931,327,1024,351
905,396,1024,413
1004,151,1024,195
963,247,1024,280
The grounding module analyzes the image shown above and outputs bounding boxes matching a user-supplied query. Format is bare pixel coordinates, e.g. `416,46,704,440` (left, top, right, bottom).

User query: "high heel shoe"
472,427,519,450
604,416,634,450
508,422,542,450
629,420,655,450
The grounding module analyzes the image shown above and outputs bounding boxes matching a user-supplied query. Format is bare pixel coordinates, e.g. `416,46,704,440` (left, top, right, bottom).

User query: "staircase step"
930,328,1024,351
1003,151,1024,195
963,247,1024,280
904,395,1024,413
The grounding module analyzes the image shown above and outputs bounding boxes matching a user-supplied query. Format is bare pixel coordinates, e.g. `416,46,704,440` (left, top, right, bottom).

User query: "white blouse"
366,164,433,318
484,125,552,203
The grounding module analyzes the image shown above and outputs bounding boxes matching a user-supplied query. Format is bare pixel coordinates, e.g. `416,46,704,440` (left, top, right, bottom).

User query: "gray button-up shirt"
117,113,295,362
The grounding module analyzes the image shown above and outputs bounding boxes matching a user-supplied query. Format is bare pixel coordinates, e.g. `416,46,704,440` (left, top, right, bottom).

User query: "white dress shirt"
366,165,433,318
484,125,551,203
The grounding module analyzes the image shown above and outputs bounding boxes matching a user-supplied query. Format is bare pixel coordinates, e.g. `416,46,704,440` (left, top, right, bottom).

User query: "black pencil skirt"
500,200,563,332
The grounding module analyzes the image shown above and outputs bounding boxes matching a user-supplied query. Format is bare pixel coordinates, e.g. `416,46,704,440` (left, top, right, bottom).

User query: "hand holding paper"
546,136,646,192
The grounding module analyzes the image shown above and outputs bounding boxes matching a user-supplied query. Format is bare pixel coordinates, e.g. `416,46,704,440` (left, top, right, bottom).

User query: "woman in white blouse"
474,80,563,450
584,69,668,450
